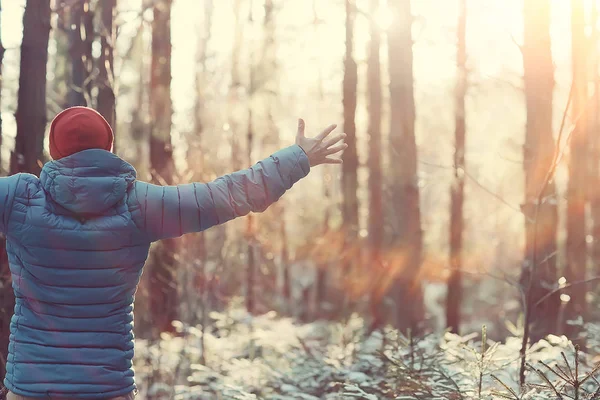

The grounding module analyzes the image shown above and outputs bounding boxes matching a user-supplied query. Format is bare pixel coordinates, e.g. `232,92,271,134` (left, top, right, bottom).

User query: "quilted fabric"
2,145,309,398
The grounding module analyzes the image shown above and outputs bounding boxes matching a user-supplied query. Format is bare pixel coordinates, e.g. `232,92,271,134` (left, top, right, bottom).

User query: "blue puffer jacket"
2,144,310,398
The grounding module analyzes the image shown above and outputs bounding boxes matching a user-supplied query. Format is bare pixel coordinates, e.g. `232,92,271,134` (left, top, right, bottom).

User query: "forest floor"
134,302,600,400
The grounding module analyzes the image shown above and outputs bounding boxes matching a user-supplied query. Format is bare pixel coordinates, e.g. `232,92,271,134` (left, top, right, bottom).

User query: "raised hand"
295,119,347,167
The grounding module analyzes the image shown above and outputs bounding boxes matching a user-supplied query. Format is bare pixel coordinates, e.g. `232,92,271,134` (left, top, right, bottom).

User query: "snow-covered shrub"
133,306,600,400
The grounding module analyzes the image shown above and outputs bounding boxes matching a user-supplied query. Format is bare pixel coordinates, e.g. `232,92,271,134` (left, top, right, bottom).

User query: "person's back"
1,107,345,399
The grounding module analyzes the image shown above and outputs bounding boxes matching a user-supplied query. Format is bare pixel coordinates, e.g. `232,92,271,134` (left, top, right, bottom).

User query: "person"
0,106,346,399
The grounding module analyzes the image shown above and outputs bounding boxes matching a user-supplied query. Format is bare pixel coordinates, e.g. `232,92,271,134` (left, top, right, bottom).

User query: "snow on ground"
134,306,600,399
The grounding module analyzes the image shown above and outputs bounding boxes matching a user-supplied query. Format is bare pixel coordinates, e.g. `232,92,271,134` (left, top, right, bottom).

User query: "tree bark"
387,0,424,333
446,0,467,335
245,1,257,315
148,0,178,336
520,0,559,344
97,0,117,150
68,0,93,107
194,0,213,365
12,0,50,176
564,0,588,344
342,0,359,234
367,0,385,330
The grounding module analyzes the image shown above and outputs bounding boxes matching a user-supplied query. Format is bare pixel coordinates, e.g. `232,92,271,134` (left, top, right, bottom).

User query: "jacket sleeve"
0,174,22,235
134,144,310,242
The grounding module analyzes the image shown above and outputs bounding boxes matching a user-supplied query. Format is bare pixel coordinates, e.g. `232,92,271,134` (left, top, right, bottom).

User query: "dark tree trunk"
68,0,93,107
12,0,50,176
388,0,424,333
367,0,384,330
97,0,117,150
518,0,560,384
2,0,51,377
342,0,359,234
564,0,588,345
148,0,178,336
446,0,467,335
520,0,559,344
52,2,70,111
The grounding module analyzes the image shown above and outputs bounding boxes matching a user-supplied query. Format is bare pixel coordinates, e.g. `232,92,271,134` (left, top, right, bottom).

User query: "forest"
2,0,600,399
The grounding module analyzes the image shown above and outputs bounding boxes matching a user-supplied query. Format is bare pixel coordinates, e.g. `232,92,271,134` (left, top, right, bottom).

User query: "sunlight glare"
374,5,393,31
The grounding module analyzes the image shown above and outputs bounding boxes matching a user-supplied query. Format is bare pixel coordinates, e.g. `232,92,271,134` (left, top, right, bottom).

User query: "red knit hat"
49,106,114,160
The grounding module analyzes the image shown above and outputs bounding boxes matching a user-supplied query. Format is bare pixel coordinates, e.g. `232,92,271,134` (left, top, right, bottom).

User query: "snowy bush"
133,305,600,399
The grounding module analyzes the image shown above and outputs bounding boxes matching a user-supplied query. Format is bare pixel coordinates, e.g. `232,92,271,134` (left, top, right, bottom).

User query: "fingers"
323,133,346,148
323,157,343,164
297,118,305,138
324,143,347,155
316,124,337,141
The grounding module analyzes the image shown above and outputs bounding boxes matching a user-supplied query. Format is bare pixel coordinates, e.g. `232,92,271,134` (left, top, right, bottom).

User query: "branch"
418,159,525,217
534,276,600,308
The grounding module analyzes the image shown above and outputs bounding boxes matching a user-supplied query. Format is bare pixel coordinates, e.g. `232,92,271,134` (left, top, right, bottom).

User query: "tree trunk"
12,0,50,176
194,0,213,365
520,0,559,344
342,0,359,234
148,0,178,336
387,0,424,333
564,0,588,344
245,1,256,315
229,0,243,172
52,2,70,111
97,0,117,150
446,0,467,335
312,0,330,316
367,0,385,330
68,0,93,107
589,0,600,283
2,0,51,376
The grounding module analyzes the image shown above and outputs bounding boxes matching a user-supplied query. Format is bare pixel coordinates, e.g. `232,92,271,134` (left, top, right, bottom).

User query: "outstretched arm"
135,120,346,242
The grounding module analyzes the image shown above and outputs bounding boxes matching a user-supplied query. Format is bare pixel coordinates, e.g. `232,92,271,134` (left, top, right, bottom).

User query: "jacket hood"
40,149,137,216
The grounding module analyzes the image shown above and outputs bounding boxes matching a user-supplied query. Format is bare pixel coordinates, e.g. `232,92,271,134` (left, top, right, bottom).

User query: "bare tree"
519,0,559,344
68,0,93,107
446,0,467,334
342,0,359,235
97,0,117,149
367,0,384,329
192,0,213,365
564,0,588,344
12,0,51,176
313,0,330,316
246,0,257,314
387,0,424,332
148,0,178,336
